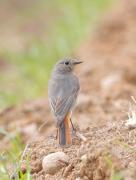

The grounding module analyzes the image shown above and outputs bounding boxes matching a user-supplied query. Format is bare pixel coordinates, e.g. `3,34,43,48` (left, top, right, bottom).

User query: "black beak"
73,60,83,65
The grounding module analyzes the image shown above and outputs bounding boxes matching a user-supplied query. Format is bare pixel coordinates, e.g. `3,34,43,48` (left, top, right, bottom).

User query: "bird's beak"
73,60,83,65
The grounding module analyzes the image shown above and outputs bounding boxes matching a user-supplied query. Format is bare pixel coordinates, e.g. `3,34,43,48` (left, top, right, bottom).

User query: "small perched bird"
48,58,82,146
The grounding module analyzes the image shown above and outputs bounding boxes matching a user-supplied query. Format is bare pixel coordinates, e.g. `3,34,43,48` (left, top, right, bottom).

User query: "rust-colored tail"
58,113,71,146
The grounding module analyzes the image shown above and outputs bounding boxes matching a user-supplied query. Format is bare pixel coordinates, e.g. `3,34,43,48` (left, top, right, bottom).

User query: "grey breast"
48,73,80,126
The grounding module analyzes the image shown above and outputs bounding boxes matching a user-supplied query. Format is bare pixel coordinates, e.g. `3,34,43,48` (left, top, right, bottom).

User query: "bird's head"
54,58,83,74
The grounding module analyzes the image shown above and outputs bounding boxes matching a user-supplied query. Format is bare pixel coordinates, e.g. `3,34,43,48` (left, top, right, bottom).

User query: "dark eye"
65,61,69,65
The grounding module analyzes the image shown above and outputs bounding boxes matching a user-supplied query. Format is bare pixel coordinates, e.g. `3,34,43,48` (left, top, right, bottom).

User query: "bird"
48,58,82,146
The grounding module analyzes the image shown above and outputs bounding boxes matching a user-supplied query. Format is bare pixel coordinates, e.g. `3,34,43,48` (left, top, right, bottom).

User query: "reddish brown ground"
1,0,136,179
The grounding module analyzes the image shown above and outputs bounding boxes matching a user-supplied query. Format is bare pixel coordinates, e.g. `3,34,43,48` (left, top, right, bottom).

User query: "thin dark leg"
55,128,58,140
70,118,76,133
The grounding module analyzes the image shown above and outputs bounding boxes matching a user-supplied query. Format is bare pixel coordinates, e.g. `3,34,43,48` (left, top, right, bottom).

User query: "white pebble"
76,177,81,180
42,152,69,175
81,154,87,162
125,117,136,129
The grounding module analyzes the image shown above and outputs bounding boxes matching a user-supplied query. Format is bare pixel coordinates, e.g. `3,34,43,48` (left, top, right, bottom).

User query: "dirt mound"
1,0,136,179
21,121,136,179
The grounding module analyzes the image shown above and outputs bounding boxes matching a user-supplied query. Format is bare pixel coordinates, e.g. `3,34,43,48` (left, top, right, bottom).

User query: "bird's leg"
69,111,76,133
55,128,58,140
70,118,76,135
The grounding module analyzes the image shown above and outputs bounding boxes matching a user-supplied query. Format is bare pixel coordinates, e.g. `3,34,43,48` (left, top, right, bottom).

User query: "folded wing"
49,85,79,126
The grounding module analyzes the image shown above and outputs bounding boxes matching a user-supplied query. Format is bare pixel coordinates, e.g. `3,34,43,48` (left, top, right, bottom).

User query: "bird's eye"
65,61,69,65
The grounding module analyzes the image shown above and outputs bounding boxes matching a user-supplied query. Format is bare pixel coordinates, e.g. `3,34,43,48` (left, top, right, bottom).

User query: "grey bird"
48,58,82,146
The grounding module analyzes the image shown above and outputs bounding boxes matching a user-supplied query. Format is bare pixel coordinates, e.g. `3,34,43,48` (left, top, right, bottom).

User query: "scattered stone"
76,177,81,180
125,109,136,129
42,152,69,175
81,154,87,163
76,132,87,142
125,119,136,129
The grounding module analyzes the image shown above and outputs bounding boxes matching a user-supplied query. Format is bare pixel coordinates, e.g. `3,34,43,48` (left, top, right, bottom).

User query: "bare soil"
1,0,136,179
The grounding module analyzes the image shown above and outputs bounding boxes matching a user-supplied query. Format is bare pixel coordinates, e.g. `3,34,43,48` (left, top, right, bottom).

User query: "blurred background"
2,1,136,180
0,0,111,109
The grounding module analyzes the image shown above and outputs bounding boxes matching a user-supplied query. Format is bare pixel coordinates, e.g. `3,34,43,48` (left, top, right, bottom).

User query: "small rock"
125,117,136,129
76,177,81,180
81,154,87,163
125,98,136,129
42,152,69,175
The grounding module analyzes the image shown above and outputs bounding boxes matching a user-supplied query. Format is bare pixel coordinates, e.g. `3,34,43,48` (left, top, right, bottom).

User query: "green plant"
0,0,111,108
0,128,32,180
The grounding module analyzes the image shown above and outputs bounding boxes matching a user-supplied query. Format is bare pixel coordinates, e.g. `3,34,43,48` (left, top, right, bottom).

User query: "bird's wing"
49,85,79,126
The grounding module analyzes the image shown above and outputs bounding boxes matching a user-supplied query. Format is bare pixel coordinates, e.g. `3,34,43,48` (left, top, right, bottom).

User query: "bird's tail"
58,113,71,146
